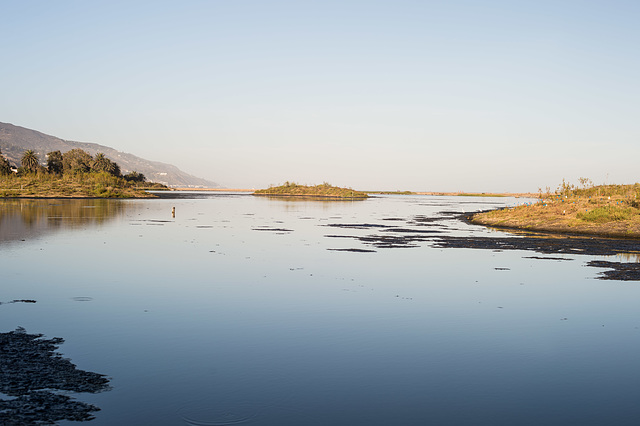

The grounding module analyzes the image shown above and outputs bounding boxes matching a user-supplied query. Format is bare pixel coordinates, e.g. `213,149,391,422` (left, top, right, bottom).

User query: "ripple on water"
179,402,260,426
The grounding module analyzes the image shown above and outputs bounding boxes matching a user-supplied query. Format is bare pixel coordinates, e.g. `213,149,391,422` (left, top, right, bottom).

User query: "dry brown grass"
472,188,640,238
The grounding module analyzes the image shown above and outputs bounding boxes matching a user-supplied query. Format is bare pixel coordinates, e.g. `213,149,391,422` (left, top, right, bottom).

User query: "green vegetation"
577,206,637,223
0,148,164,198
0,172,159,198
21,150,39,172
254,182,368,199
472,180,640,238
0,149,12,175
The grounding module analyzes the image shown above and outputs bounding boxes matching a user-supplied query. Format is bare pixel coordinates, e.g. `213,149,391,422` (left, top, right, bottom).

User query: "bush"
577,206,636,223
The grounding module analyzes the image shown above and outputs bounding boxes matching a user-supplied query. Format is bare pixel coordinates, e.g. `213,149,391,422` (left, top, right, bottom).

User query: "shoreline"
171,188,255,192
416,191,538,198
470,196,640,240
469,213,640,240
171,188,539,198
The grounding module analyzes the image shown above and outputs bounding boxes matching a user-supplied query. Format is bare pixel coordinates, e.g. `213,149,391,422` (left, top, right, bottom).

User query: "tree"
62,149,93,173
92,153,111,173
91,153,121,177
21,150,40,173
111,162,121,178
0,149,12,175
47,151,64,174
123,171,146,183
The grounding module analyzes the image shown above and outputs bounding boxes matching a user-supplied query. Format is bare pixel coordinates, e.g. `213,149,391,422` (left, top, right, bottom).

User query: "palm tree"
92,153,112,173
124,171,146,183
21,150,40,172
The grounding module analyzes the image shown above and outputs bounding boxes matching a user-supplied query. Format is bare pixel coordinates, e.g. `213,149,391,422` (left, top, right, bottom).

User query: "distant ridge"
0,122,219,188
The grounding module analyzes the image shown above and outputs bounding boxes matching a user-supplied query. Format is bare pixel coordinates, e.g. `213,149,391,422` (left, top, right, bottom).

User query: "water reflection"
4,194,640,425
615,252,640,263
0,199,132,244
257,195,368,202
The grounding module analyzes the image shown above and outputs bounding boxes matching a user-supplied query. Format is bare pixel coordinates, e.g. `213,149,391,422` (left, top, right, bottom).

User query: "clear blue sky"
2,0,639,191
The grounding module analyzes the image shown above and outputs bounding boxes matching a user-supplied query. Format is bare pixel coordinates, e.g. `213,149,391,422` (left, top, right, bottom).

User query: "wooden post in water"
172,207,175,218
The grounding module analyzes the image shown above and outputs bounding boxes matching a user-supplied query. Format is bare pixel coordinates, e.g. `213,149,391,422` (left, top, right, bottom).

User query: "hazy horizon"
2,1,638,192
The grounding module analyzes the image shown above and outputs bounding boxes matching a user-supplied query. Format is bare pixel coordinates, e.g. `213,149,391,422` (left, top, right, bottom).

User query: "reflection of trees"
0,199,135,243
615,252,640,263
262,196,367,213
0,327,110,424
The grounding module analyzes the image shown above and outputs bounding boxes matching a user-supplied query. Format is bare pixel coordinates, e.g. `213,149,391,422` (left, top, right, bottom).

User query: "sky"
2,0,639,192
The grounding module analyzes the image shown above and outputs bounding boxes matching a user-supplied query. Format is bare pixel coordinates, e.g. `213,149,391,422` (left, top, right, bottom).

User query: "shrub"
577,206,636,223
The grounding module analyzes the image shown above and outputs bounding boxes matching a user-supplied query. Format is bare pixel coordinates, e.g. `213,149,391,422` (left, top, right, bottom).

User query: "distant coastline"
171,188,539,198
172,188,254,192
415,191,538,198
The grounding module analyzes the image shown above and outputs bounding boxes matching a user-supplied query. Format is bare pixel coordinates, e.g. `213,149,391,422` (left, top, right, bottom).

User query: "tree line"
0,148,146,183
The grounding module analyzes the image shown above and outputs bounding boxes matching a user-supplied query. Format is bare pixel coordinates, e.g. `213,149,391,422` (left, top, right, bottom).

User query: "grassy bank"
254,182,368,198
0,172,159,198
471,182,640,238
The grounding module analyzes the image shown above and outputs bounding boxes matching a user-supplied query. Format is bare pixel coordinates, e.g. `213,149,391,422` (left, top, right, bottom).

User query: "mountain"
0,122,219,188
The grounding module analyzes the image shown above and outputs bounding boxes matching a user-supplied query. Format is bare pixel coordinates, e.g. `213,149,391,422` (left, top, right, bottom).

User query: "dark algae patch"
431,234,640,256
324,223,393,229
252,226,294,233
524,256,574,261
0,299,37,305
323,215,446,248
328,248,377,253
586,261,640,281
380,228,441,234
0,327,110,425
321,211,640,280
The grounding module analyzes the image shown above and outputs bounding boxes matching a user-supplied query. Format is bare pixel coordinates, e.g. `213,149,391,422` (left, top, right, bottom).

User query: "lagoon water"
2,193,640,425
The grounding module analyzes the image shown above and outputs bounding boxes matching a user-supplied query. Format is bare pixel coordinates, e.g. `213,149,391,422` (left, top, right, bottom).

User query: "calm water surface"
2,193,640,425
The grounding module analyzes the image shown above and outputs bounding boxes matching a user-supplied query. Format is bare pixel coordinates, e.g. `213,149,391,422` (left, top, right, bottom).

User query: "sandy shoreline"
470,212,640,240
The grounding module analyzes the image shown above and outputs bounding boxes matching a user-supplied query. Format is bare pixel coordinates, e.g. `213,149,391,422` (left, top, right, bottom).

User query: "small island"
471,181,640,239
254,182,368,199
0,148,165,198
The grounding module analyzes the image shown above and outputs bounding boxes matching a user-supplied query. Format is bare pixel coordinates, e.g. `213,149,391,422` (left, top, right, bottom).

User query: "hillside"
0,122,219,188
